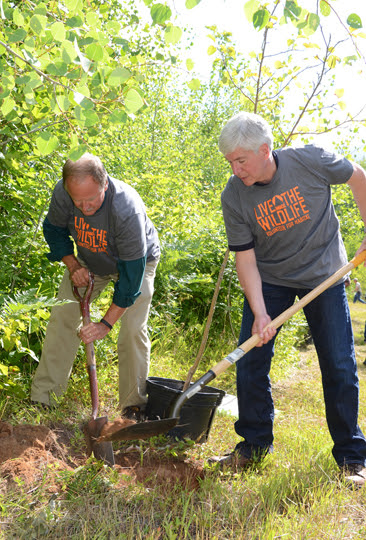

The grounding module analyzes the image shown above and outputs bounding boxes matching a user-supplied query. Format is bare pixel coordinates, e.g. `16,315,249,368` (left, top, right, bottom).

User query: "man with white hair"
214,111,366,488
31,153,160,420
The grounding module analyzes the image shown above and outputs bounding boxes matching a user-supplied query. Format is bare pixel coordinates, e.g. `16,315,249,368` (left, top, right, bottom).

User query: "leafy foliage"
0,0,365,401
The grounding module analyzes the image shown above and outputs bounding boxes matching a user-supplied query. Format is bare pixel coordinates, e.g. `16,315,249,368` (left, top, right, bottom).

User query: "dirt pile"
0,420,204,493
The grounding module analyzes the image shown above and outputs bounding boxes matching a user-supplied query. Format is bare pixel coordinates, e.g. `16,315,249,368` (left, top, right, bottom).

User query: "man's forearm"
102,303,127,327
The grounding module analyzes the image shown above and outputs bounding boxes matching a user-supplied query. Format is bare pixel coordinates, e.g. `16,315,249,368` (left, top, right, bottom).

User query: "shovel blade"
85,416,115,467
98,417,179,442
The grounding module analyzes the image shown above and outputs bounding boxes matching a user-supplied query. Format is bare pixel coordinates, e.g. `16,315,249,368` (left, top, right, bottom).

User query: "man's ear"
259,143,270,159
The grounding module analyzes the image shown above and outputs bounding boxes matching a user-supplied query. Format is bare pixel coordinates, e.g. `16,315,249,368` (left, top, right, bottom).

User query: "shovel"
98,251,366,443
73,273,115,466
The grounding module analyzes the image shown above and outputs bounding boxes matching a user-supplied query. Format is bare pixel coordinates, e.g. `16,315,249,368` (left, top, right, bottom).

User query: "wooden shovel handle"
73,273,99,419
211,251,366,378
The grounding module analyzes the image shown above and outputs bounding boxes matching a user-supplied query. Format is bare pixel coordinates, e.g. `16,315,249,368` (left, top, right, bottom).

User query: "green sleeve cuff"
43,217,74,261
113,256,147,308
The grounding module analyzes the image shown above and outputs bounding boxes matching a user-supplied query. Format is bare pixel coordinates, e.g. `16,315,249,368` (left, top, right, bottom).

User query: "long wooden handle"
211,251,366,378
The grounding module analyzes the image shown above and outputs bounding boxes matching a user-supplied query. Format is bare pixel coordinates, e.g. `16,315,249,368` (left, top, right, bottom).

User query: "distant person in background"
353,278,366,303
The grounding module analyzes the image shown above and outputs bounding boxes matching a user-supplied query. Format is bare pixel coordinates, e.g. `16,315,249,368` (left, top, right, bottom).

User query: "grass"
2,301,366,538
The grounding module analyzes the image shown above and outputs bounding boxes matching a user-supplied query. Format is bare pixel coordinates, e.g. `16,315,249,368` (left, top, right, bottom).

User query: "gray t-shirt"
221,145,354,288
46,176,160,276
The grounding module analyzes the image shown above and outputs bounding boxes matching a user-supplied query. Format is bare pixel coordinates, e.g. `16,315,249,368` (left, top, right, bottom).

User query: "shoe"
121,406,145,422
31,400,52,410
341,463,366,489
208,451,255,471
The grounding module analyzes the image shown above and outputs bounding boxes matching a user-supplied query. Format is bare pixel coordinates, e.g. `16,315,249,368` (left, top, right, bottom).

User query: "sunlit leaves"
124,88,144,113
64,0,84,13
284,0,301,21
7,28,26,42
335,88,344,99
165,24,182,44
327,54,339,69
150,3,172,24
29,14,47,35
107,67,132,87
253,9,270,31
306,13,320,34
1,96,15,116
85,43,104,62
49,22,66,42
319,1,331,17
244,0,260,22
109,108,127,124
12,8,24,27
347,14,363,29
185,0,202,8
35,132,59,155
187,78,201,90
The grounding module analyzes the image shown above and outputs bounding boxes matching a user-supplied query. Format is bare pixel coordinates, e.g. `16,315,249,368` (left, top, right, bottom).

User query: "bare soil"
0,419,205,494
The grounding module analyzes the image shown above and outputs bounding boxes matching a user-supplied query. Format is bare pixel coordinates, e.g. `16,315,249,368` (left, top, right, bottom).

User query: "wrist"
100,318,113,331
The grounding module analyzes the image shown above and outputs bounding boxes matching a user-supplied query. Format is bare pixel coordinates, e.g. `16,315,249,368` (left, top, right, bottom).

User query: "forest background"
1,0,366,404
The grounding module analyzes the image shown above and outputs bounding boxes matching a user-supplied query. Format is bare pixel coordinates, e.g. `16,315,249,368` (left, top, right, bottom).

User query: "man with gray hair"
31,153,160,421
213,111,366,488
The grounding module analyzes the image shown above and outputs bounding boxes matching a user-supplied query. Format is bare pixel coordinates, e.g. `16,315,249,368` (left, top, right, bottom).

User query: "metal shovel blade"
86,416,115,466
98,417,179,442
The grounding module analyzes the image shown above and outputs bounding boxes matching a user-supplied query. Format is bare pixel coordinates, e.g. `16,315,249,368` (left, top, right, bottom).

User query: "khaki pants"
31,259,158,409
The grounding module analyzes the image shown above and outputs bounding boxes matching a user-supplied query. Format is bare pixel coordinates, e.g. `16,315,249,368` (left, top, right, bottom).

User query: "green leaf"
1,97,15,117
110,109,128,124
83,109,99,127
12,8,24,26
86,11,100,27
253,9,270,31
319,0,331,17
8,28,27,43
35,132,59,155
64,0,84,13
187,78,201,90
0,364,8,376
185,0,202,8
85,43,104,61
305,13,320,34
186,58,194,70
347,13,362,29
55,94,70,112
165,25,182,44
29,14,47,35
207,45,216,55
69,144,89,161
124,88,144,113
107,67,131,87
46,61,68,76
284,1,302,21
244,0,260,22
49,22,66,42
151,4,172,24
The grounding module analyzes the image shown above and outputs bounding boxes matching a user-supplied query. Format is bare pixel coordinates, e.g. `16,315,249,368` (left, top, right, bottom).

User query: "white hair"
219,111,273,155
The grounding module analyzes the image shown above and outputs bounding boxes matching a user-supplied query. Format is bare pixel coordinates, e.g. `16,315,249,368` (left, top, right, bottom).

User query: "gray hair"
218,112,273,155
62,153,108,187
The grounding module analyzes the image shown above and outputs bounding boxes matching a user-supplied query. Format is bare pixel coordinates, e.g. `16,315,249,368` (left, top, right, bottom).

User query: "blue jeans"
235,281,366,467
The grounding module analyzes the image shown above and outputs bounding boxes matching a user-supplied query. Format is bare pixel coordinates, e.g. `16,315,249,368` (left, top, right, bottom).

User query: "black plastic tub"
145,376,226,443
